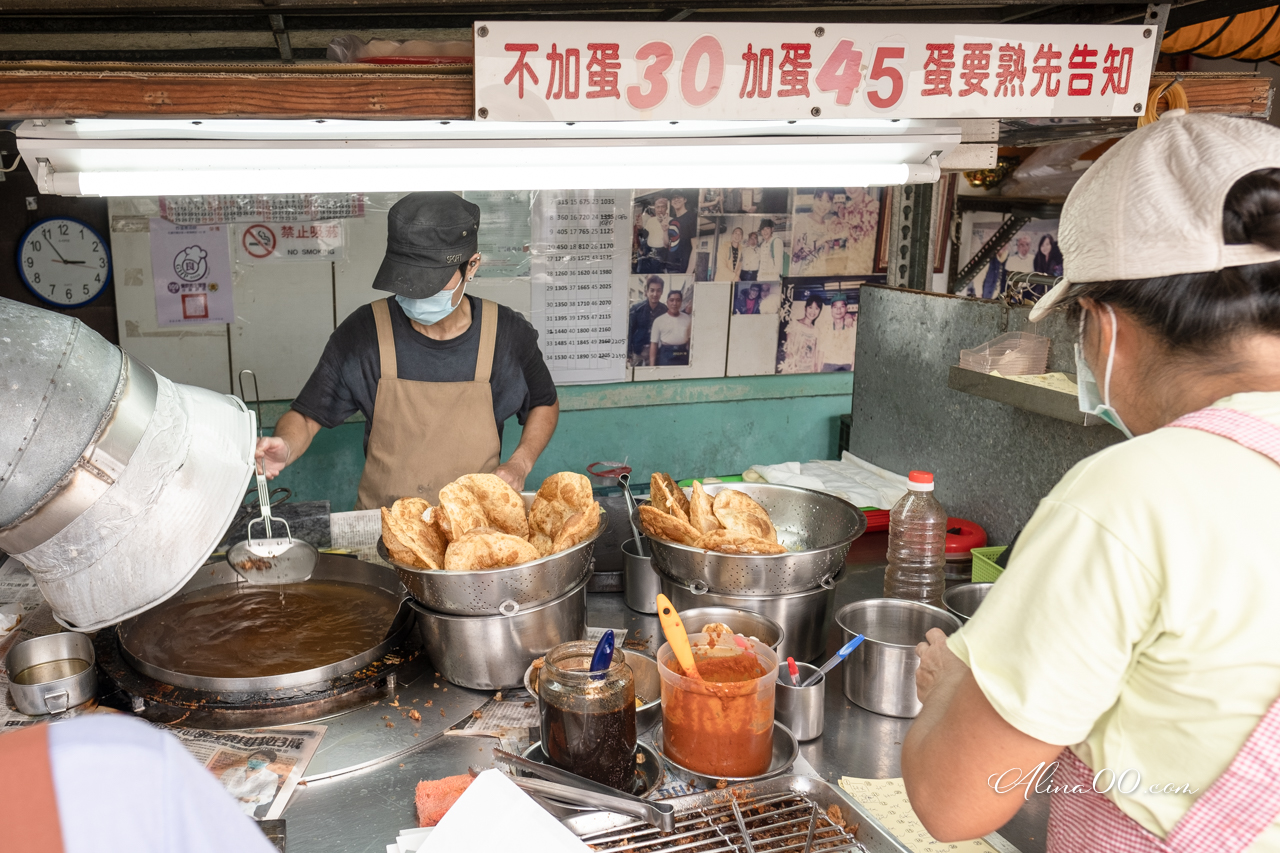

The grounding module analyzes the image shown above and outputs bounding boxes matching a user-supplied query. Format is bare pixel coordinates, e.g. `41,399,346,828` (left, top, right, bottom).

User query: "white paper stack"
420,769,591,853
386,827,433,853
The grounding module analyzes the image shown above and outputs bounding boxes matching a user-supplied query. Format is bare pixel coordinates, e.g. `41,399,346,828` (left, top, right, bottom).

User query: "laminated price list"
530,189,630,384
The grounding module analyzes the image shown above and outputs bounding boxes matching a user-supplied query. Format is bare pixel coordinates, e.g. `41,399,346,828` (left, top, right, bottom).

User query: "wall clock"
17,216,112,308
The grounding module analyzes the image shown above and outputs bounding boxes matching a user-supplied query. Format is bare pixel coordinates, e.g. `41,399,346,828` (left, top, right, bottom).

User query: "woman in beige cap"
903,112,1280,852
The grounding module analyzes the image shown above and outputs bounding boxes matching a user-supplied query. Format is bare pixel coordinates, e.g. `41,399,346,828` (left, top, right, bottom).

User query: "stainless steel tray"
520,740,666,800
650,721,798,789
561,774,913,853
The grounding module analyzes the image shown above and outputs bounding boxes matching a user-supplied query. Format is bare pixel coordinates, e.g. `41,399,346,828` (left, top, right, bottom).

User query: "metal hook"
238,369,265,438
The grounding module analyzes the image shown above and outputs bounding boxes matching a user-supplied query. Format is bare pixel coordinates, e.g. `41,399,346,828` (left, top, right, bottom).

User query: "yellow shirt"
949,391,1280,847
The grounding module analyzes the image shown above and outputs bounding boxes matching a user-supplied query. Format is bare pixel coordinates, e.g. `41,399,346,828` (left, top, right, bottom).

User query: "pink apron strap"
1167,696,1280,851
1167,407,1280,466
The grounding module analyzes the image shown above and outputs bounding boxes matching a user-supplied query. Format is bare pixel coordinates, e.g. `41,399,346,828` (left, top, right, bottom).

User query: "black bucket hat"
373,192,481,298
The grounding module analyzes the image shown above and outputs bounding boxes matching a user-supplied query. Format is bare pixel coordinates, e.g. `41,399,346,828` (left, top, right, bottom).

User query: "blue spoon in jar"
589,630,615,680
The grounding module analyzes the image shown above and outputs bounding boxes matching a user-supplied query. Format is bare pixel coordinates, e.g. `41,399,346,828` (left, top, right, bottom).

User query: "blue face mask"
247,759,268,771
396,279,467,326
1076,304,1134,439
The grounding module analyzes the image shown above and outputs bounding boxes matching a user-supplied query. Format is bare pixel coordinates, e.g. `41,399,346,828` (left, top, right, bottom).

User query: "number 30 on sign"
474,21,1153,123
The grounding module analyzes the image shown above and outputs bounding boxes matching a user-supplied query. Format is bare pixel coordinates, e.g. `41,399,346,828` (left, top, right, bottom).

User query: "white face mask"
396,278,467,325
1075,304,1134,439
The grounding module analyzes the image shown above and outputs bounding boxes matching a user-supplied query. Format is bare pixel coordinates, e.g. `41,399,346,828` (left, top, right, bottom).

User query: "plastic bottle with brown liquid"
883,471,948,608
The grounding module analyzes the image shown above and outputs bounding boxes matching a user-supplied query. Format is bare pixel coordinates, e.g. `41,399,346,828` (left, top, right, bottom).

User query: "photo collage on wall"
957,212,1062,302
628,187,886,377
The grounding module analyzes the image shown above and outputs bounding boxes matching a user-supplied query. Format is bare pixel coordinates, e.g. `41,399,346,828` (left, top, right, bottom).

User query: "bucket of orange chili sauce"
657,633,778,777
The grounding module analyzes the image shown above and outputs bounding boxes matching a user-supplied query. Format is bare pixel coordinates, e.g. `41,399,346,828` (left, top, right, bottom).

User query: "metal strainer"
228,370,317,585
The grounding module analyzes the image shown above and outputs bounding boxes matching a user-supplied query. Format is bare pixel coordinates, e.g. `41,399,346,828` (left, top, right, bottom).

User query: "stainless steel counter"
282,532,1049,853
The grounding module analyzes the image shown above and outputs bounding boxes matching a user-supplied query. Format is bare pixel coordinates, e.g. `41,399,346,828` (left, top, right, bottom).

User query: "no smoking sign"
242,224,277,259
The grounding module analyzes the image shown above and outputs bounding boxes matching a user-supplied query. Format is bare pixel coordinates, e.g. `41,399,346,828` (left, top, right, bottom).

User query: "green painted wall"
263,373,853,511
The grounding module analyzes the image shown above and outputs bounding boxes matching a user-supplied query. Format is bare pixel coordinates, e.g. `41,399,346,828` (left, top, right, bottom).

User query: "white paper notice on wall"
530,190,630,384
235,220,345,263
149,219,234,325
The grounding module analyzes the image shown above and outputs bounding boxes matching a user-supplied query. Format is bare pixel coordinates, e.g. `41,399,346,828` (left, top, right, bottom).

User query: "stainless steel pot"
4,631,97,716
658,571,837,662
412,576,588,690
835,599,963,718
943,582,993,623
381,495,605,616
643,483,865,596
673,606,785,652
622,538,660,615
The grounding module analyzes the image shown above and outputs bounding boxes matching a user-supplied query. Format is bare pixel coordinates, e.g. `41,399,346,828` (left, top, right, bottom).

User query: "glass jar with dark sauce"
538,640,637,791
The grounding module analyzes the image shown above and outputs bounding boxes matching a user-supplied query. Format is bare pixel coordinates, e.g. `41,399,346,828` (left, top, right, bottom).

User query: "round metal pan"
117,553,414,693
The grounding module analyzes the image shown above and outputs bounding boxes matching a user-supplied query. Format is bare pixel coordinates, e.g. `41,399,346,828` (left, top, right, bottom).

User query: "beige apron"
355,297,502,510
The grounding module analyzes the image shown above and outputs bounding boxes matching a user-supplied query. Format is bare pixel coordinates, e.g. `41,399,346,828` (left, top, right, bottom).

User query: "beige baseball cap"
1029,111,1280,322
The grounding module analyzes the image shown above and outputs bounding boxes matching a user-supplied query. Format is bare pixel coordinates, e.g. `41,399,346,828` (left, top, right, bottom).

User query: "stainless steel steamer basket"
641,483,865,595
410,576,589,690
381,496,607,616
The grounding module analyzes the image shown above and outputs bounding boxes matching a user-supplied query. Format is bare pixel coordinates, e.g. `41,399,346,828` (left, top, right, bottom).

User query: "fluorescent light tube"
20,119,955,196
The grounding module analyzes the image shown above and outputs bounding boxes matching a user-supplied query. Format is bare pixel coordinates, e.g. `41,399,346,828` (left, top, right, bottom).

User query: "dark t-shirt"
628,300,665,358
292,296,558,452
668,208,697,273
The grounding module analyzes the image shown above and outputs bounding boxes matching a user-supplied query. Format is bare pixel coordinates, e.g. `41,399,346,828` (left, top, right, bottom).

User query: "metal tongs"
227,370,318,585
493,748,676,833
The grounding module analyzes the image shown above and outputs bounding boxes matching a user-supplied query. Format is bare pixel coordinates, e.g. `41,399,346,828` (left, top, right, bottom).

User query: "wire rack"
576,791,868,853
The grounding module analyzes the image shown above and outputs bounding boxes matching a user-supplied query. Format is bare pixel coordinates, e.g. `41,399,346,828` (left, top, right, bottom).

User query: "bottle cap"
907,471,935,491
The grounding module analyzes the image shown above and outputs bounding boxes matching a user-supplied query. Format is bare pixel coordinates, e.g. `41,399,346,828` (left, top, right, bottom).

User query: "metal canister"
4,632,97,716
775,661,825,741
538,640,638,792
623,538,660,614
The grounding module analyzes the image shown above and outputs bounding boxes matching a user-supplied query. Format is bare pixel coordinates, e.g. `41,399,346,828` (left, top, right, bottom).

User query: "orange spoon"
655,594,702,681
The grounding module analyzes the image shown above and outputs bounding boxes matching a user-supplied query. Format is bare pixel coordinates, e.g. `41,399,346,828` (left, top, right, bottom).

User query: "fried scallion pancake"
551,502,601,553
649,472,690,523
437,482,489,542
711,489,778,543
639,504,702,547
529,471,593,539
528,530,556,558
443,526,540,571
694,528,788,555
455,473,530,538
382,498,447,570
688,480,722,535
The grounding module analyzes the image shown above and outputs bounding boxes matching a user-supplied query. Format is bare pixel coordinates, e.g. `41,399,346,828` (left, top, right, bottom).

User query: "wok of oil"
121,580,399,679
13,658,90,685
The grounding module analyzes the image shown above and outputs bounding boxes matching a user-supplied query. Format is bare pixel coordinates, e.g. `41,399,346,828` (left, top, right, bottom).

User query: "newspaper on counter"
168,725,327,820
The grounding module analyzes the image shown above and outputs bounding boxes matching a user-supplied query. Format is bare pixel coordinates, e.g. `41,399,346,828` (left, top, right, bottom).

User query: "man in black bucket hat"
255,192,559,508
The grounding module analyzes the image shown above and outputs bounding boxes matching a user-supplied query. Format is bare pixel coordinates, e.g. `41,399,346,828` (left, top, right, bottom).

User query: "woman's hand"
916,627,964,704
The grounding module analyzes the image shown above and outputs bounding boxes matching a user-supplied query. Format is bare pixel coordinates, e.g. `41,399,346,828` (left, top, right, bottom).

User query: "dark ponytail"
1066,169,1280,353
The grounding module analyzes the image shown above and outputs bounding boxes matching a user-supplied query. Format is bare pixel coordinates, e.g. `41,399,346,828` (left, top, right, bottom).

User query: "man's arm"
255,409,322,479
493,401,559,491
902,629,1063,842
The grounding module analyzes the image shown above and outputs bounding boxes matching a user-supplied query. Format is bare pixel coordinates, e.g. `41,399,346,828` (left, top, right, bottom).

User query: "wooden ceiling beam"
0,67,473,120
